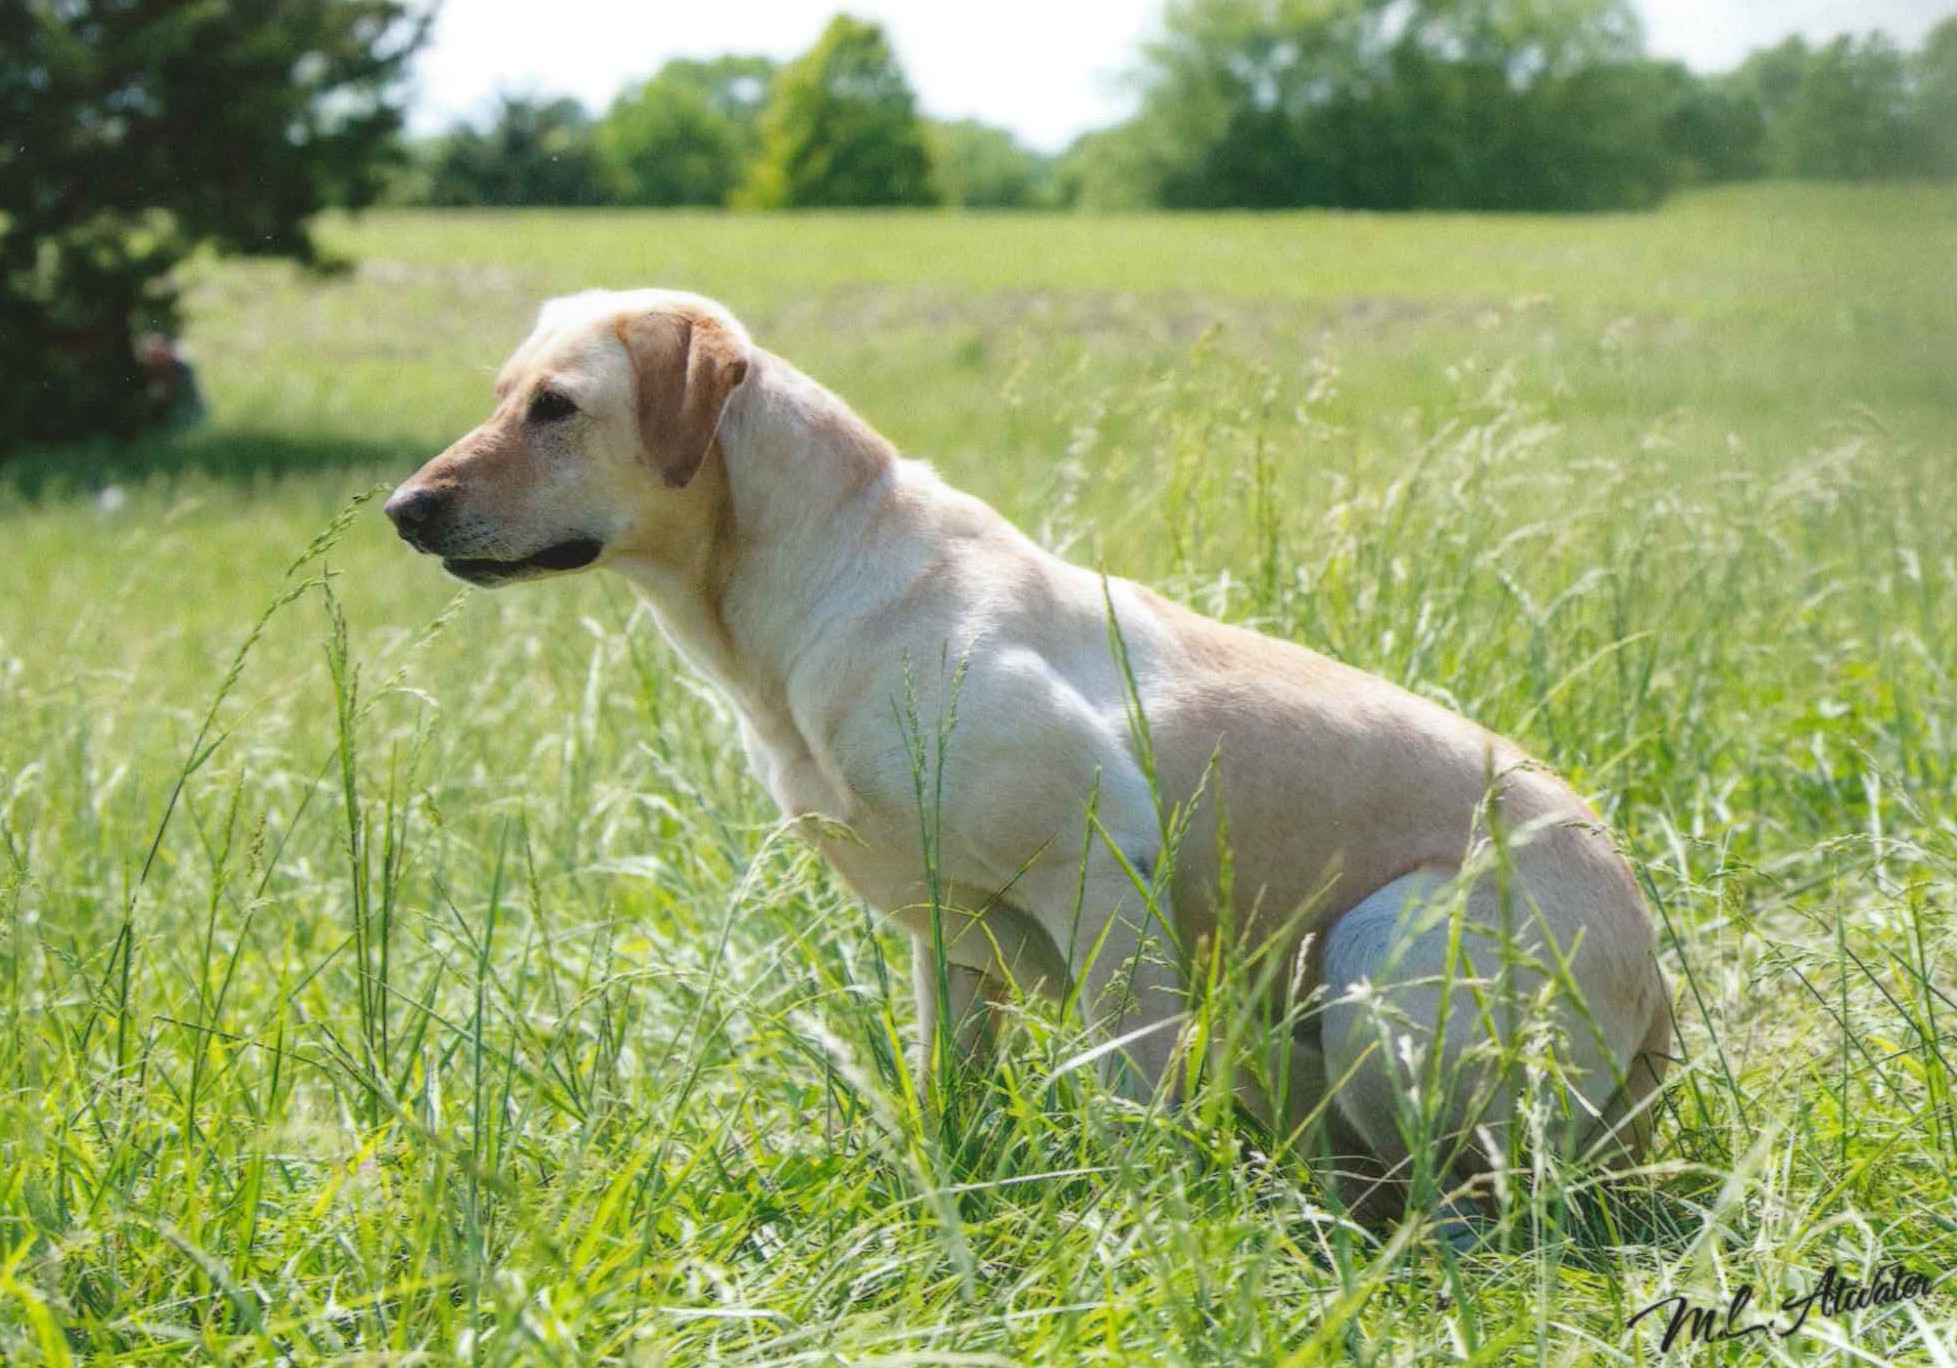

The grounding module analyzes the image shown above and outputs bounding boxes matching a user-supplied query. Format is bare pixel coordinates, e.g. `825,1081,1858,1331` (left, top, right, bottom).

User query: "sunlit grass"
1,184,1954,1363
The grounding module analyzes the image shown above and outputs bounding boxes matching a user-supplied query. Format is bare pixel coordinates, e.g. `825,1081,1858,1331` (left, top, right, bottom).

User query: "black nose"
384,486,447,545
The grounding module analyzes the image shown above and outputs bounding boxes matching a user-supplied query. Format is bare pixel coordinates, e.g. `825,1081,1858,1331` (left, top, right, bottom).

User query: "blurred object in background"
137,333,206,433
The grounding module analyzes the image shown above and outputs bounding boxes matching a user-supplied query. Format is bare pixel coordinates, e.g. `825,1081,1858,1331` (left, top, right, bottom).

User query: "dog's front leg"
1018,843,1186,1103
909,943,994,1083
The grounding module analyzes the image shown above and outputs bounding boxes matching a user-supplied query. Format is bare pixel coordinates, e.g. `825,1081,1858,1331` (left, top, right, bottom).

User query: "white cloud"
1639,0,1952,70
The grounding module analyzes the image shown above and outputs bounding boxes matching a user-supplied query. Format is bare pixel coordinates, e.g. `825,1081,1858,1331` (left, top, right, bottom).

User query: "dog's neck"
612,348,904,770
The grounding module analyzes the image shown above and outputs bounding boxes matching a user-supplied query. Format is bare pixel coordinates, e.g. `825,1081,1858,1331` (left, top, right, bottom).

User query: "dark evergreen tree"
0,0,428,449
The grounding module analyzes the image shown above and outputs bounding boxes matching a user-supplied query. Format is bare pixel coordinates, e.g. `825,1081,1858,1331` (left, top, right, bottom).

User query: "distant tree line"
392,16,1063,210
1069,1,1957,210
394,6,1957,214
7,1,1953,450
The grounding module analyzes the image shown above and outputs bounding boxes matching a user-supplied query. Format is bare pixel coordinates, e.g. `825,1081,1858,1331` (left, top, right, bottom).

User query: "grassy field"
3,183,1955,1363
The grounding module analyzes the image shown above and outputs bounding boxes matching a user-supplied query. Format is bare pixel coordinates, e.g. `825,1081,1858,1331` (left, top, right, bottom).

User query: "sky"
409,0,1957,150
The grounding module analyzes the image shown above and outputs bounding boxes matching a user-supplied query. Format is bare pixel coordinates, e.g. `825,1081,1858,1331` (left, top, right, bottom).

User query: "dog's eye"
528,388,577,423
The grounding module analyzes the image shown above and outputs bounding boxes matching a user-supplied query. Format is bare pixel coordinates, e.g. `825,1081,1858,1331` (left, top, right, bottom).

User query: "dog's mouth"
441,536,604,585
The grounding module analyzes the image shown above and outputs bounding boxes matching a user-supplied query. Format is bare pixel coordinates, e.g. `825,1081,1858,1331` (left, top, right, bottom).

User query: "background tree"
736,15,937,209
599,57,774,206
1085,0,1671,212
1075,10,1956,209
1741,35,1924,180
927,120,1055,208
1918,17,1957,179
1653,62,1766,184
1057,125,1164,210
419,95,606,207
0,0,427,449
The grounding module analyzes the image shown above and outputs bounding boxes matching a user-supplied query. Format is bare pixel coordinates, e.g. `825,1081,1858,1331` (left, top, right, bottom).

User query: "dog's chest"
737,723,933,911
740,724,838,815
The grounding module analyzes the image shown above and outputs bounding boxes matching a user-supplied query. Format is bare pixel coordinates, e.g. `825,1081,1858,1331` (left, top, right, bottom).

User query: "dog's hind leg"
1582,989,1674,1167
1316,866,1573,1225
1316,854,1656,1227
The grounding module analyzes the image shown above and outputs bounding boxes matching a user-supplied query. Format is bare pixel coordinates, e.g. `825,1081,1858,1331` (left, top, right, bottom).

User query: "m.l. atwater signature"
1629,1264,1940,1351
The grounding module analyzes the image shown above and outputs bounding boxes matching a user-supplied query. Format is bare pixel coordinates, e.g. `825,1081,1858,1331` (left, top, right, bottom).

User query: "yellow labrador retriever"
387,289,1672,1219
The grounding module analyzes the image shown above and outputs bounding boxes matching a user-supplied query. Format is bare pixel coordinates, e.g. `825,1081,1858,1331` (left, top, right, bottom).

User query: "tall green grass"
1,184,1953,1362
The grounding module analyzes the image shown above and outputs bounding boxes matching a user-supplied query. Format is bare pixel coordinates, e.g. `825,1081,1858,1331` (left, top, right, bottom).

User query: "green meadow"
2,183,1955,1363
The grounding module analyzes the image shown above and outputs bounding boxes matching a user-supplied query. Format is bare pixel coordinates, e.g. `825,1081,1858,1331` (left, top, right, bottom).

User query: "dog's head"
385,289,751,586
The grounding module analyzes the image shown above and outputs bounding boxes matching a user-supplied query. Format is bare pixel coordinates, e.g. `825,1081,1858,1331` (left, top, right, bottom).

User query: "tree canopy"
1071,0,1671,211
928,120,1057,208
1738,34,1927,181
735,16,937,209
1068,3,1957,211
417,95,608,208
1922,19,1957,179
1,0,427,447
601,57,775,206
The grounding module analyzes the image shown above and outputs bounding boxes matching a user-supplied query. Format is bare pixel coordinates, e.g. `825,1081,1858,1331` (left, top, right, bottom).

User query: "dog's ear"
617,309,749,488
